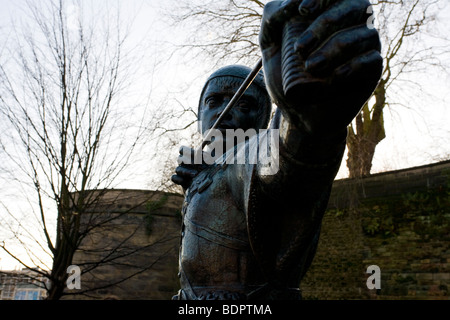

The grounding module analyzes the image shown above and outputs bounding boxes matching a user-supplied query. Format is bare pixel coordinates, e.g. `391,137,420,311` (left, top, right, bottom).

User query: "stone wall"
65,189,183,300
301,160,450,300
65,160,450,300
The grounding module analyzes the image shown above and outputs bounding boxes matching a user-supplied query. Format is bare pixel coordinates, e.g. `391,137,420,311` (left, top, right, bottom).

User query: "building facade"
0,268,49,300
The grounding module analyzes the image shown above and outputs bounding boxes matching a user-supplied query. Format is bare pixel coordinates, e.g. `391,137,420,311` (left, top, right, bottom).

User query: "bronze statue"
171,0,382,300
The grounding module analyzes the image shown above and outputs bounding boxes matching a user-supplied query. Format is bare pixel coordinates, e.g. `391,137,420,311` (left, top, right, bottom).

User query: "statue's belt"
184,217,250,251
174,280,301,300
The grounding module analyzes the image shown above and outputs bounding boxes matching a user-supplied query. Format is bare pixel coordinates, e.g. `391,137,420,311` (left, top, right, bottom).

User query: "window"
1,285,14,300
14,289,42,300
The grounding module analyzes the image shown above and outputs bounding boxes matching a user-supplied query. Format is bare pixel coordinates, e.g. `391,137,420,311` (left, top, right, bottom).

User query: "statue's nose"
214,99,233,121
223,111,233,121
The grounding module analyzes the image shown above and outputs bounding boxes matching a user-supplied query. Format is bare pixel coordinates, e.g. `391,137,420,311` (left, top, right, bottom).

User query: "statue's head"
198,65,272,135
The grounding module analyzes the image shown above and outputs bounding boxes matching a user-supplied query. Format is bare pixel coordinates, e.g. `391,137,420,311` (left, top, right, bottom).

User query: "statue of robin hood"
171,0,382,300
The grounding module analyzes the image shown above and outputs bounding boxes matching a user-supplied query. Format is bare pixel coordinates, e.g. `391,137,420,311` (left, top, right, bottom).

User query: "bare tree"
165,0,265,67
165,0,450,177
346,0,449,177
0,0,162,299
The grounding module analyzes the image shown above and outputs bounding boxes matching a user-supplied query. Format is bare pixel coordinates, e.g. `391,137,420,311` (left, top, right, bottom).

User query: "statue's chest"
183,165,247,240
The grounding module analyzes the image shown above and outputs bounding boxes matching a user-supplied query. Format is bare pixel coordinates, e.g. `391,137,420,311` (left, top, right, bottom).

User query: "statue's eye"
205,96,219,108
237,100,253,113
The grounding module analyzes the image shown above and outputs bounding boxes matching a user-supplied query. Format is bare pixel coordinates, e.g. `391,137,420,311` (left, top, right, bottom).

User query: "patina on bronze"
171,0,382,300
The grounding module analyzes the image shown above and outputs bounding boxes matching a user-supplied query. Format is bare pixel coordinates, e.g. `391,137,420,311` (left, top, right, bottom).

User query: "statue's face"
199,77,262,135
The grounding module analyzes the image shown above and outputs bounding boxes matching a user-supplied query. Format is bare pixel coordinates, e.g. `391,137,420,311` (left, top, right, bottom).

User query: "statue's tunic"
175,124,346,300
178,163,261,300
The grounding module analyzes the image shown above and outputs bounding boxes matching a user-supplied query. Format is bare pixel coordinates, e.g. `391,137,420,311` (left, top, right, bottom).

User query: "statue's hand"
171,146,208,190
259,0,382,137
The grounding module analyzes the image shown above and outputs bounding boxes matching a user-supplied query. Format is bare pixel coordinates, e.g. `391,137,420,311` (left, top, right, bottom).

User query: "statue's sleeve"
238,108,346,285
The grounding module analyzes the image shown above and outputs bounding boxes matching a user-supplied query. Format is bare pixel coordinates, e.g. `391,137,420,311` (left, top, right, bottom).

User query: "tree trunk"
347,123,378,178
346,81,387,178
46,279,66,300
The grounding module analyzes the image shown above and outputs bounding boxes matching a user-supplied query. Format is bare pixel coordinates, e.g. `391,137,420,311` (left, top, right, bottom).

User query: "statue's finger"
305,25,381,75
294,0,372,58
333,50,382,84
328,49,383,121
298,0,335,17
171,174,184,186
260,0,302,48
175,166,198,178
